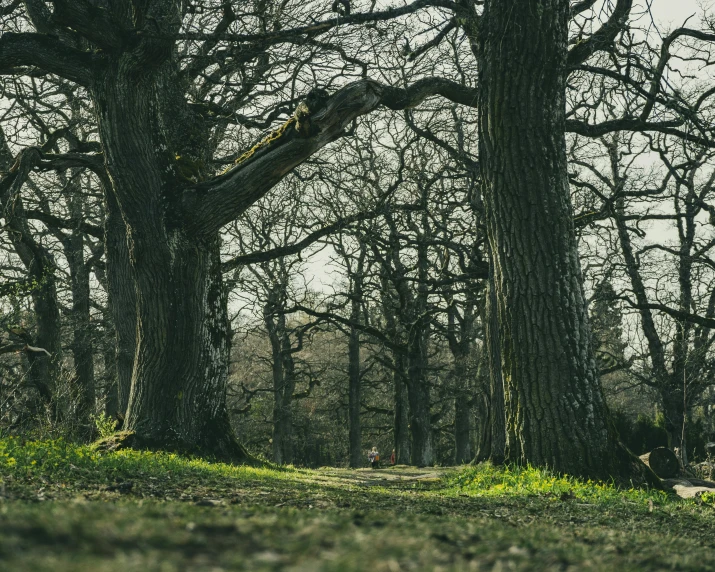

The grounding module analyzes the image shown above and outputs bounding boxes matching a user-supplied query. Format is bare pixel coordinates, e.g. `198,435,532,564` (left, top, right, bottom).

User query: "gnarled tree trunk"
90,61,248,461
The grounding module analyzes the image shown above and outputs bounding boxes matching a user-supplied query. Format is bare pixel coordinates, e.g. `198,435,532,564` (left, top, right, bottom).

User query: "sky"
651,0,708,25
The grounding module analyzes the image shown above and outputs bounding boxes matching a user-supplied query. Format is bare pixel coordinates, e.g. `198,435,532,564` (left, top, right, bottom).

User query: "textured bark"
347,247,366,468
485,268,506,464
89,60,248,461
454,384,472,464
264,296,296,465
393,354,411,465
474,0,645,481
0,142,61,411
103,186,134,417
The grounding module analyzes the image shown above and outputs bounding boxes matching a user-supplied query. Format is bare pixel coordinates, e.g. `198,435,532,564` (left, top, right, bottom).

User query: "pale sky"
650,0,710,26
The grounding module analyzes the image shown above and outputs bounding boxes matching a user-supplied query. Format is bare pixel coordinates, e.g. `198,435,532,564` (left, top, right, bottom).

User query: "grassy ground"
1,437,714,571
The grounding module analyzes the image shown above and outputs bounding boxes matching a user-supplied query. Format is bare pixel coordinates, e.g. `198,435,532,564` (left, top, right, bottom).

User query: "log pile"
639,446,715,500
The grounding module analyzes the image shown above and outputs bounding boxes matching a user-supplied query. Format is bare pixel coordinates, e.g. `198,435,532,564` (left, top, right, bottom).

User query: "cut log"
640,447,680,478
662,477,715,500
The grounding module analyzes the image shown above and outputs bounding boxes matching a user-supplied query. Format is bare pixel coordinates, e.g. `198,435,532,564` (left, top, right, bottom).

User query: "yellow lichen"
222,116,297,175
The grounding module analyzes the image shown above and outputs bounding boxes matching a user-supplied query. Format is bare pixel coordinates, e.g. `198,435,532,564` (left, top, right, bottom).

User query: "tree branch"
0,32,99,86
625,300,715,330
24,209,103,240
183,78,477,237
172,0,461,44
50,0,130,51
567,0,632,68
565,118,715,147
221,204,421,272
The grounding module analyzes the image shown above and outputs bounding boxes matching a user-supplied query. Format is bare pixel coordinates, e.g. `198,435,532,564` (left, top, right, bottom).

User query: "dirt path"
311,465,456,488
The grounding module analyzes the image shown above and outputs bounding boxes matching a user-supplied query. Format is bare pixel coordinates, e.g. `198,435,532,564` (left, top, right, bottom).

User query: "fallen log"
640,447,680,479
661,477,715,500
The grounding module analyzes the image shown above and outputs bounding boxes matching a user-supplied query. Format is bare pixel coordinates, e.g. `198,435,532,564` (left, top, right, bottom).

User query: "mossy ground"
1,437,714,571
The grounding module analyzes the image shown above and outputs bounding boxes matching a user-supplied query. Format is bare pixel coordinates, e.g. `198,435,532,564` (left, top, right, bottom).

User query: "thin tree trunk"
406,333,432,466
348,247,366,468
393,355,411,464
0,142,61,413
454,361,472,464
54,175,96,429
473,351,492,462
264,288,295,465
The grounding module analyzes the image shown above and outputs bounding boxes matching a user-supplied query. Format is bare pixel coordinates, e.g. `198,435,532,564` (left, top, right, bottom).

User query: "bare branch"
567,0,633,68
0,32,99,86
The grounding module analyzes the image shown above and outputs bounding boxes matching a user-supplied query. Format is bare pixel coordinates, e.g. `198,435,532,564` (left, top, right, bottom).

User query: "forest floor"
1,438,715,571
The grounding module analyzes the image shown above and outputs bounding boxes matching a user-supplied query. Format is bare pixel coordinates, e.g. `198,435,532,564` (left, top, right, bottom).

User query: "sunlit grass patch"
448,462,671,507
0,436,291,490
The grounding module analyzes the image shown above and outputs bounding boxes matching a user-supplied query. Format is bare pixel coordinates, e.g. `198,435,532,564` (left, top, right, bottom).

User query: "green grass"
1,437,714,571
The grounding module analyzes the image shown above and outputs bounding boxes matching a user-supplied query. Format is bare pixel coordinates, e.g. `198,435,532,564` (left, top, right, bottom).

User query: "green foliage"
702,491,715,506
0,436,287,492
613,411,668,455
590,279,627,369
90,412,118,439
448,462,670,507
613,411,712,461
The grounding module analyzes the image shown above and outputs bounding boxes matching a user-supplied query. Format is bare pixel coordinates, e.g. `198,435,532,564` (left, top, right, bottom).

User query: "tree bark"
485,262,506,464
264,285,296,465
474,0,647,481
90,63,248,461
103,179,135,419
393,354,411,465
347,247,366,468
640,447,680,479
52,172,95,429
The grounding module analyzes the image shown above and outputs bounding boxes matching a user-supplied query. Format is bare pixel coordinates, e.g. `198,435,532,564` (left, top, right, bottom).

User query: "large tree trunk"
90,64,248,461
475,0,644,481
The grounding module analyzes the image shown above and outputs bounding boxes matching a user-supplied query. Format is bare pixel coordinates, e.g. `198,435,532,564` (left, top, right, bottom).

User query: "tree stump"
640,447,680,478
